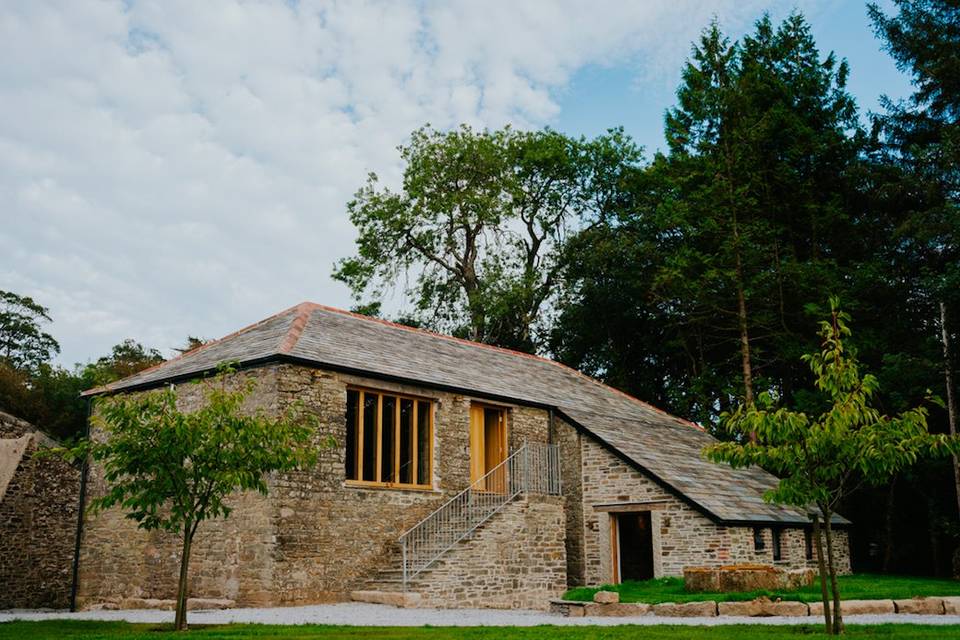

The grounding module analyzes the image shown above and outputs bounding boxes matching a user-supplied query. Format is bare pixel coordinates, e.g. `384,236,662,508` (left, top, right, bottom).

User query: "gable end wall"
556,418,850,584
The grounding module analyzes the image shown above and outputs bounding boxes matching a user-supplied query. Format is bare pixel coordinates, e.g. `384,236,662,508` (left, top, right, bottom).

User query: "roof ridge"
81,302,308,396
279,303,314,353
310,303,704,431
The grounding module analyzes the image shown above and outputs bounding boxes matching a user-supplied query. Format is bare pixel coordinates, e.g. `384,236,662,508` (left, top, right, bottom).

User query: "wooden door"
470,404,507,490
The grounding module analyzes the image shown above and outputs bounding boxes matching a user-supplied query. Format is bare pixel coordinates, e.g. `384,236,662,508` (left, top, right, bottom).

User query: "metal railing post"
394,443,561,583
401,539,408,592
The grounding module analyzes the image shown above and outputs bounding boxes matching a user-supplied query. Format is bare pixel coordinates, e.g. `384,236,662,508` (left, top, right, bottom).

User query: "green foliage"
76,365,320,532
563,573,960,604
707,302,952,508
555,13,864,426
334,124,642,352
0,289,60,373
66,364,321,628
79,339,164,388
705,300,959,633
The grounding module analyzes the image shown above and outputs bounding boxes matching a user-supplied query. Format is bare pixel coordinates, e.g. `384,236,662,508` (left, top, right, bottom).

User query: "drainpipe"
69,397,92,612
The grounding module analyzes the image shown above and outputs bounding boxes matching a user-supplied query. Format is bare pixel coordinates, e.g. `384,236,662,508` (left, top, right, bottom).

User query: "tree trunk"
812,513,833,634
940,302,960,519
174,526,194,631
824,511,843,635
882,479,897,573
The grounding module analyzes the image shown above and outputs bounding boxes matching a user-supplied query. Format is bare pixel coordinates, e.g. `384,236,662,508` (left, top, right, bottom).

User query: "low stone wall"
0,415,81,610
553,595,960,617
415,495,568,609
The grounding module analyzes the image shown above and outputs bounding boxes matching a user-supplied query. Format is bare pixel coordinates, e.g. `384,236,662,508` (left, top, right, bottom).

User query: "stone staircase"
350,443,562,608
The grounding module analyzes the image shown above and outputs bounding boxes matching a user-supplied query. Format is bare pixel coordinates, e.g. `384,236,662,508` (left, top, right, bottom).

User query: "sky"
1,0,914,368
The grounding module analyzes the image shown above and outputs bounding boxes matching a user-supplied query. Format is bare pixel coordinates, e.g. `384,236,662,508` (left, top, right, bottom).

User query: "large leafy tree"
0,290,60,372
335,125,642,352
706,301,958,635
68,366,321,630
555,14,863,427
869,0,960,526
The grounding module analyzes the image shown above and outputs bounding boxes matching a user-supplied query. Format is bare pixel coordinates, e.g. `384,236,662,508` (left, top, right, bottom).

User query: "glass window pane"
399,398,414,484
381,395,396,483
417,400,430,486
362,393,378,481
345,390,358,480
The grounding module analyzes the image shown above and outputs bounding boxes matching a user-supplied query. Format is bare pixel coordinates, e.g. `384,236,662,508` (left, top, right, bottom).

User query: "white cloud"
0,0,826,366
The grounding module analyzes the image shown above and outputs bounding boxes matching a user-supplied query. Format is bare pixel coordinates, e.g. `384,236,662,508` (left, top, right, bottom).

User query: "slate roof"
85,302,845,525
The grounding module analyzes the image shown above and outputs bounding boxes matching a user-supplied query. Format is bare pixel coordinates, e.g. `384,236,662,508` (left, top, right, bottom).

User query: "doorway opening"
612,511,654,582
469,404,507,491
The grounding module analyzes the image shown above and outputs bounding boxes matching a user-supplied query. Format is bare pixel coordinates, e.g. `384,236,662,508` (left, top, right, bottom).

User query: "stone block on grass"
942,597,960,615
652,601,718,617
583,602,651,617
593,590,619,604
809,599,895,616
894,598,944,615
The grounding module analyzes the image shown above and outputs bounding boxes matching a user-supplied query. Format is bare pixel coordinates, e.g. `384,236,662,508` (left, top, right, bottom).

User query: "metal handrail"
398,442,561,590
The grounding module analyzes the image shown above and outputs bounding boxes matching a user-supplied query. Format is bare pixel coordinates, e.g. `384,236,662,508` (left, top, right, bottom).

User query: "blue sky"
1,1,918,367
554,1,913,154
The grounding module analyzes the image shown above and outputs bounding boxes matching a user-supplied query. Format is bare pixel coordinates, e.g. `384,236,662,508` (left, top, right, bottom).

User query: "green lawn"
2,622,960,640
564,574,960,604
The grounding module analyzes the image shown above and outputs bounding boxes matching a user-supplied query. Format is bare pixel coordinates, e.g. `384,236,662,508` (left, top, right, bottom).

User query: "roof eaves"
80,302,309,397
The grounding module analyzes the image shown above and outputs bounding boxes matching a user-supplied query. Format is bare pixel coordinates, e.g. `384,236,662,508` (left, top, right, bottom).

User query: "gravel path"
4,603,960,627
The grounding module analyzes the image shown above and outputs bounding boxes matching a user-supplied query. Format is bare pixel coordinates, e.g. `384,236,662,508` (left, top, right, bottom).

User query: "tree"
67,365,320,630
555,13,863,429
334,124,642,352
705,300,958,634
869,0,960,537
0,290,60,372
80,339,165,388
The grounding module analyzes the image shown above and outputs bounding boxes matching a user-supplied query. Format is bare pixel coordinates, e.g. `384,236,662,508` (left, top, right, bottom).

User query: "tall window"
345,388,433,488
804,529,814,561
772,528,782,562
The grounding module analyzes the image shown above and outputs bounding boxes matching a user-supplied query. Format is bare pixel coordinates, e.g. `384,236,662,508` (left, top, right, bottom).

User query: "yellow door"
469,405,486,485
470,405,507,490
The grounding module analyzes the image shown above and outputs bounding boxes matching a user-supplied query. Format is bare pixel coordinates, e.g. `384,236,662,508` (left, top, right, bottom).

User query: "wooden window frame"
345,386,434,490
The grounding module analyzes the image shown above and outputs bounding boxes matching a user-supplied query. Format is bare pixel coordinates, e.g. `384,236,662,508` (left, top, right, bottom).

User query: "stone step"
350,590,422,608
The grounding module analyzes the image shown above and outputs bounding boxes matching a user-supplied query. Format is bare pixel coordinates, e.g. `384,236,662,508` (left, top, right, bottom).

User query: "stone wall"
0,413,81,609
77,363,554,607
569,424,851,585
415,495,567,609
0,410,35,438
551,416,585,585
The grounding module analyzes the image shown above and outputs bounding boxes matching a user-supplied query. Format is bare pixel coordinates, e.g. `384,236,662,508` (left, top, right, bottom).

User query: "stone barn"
75,302,850,610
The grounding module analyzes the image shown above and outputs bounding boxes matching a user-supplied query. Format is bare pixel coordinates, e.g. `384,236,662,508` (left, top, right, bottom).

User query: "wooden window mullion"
394,395,401,485
375,394,383,483
356,391,364,480
411,400,419,487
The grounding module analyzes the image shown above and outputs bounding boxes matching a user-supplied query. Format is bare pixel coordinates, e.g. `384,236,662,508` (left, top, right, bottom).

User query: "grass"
563,574,960,604
2,621,960,640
